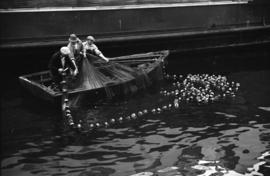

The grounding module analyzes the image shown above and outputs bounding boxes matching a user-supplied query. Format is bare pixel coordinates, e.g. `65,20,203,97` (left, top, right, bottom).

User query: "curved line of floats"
61,65,240,134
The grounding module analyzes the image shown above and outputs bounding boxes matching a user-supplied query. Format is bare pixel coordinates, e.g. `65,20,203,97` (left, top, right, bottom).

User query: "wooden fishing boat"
19,50,169,103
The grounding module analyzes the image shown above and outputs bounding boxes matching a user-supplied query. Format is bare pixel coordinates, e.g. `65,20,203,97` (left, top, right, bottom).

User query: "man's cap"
69,34,78,42
60,46,71,55
86,35,95,42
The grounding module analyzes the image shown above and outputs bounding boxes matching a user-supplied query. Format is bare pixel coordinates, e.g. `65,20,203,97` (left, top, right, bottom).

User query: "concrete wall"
0,1,269,48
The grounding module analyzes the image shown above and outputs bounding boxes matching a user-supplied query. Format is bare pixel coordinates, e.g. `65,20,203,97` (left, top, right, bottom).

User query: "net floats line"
60,69,76,130
161,74,240,104
60,65,240,134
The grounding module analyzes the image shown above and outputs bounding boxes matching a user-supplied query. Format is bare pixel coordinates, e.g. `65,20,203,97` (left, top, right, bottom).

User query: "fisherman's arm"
68,53,79,76
94,46,109,62
82,42,87,58
71,59,79,76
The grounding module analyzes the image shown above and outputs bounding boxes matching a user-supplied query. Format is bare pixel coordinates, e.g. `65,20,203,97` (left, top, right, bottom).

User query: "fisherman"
48,47,79,88
67,34,84,63
82,35,109,62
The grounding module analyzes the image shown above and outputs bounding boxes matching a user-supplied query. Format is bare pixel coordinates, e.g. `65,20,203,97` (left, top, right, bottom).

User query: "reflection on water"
191,152,270,176
0,0,249,9
1,68,270,175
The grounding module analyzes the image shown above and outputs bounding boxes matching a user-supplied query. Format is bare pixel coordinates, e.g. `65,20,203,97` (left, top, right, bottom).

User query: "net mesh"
66,54,156,107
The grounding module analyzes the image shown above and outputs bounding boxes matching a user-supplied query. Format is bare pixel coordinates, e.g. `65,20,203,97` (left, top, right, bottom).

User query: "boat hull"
19,50,169,104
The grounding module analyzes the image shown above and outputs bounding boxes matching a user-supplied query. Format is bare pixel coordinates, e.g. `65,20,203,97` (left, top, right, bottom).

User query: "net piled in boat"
67,56,155,107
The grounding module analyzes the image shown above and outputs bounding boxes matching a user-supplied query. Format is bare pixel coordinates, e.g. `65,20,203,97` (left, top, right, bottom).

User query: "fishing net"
66,54,154,107
63,72,241,133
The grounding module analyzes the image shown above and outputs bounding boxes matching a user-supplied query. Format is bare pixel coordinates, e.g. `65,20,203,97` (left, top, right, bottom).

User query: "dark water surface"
1,50,270,176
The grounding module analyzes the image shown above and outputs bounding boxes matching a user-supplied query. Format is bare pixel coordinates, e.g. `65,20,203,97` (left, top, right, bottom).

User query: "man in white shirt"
82,35,109,62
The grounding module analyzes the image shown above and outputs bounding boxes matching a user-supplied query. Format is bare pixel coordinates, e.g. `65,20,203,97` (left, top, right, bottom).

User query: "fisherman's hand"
58,68,64,73
71,68,79,76
73,68,79,76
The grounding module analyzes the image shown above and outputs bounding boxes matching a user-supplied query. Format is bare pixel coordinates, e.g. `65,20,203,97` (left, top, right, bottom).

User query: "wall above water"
0,0,252,9
0,1,269,49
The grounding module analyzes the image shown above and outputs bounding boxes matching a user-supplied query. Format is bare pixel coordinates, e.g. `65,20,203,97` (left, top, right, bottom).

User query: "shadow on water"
1,44,270,176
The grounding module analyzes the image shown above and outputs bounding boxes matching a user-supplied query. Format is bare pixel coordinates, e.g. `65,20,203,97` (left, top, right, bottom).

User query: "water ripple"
2,70,270,176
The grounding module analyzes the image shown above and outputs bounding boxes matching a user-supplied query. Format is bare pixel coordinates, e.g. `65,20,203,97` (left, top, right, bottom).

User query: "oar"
110,58,158,63
93,57,157,65
109,54,161,61
94,58,159,69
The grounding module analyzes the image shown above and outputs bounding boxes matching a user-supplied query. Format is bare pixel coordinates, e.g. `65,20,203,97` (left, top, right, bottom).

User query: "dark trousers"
50,68,62,84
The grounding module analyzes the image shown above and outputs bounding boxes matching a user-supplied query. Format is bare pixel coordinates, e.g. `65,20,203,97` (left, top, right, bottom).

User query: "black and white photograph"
1,0,270,176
